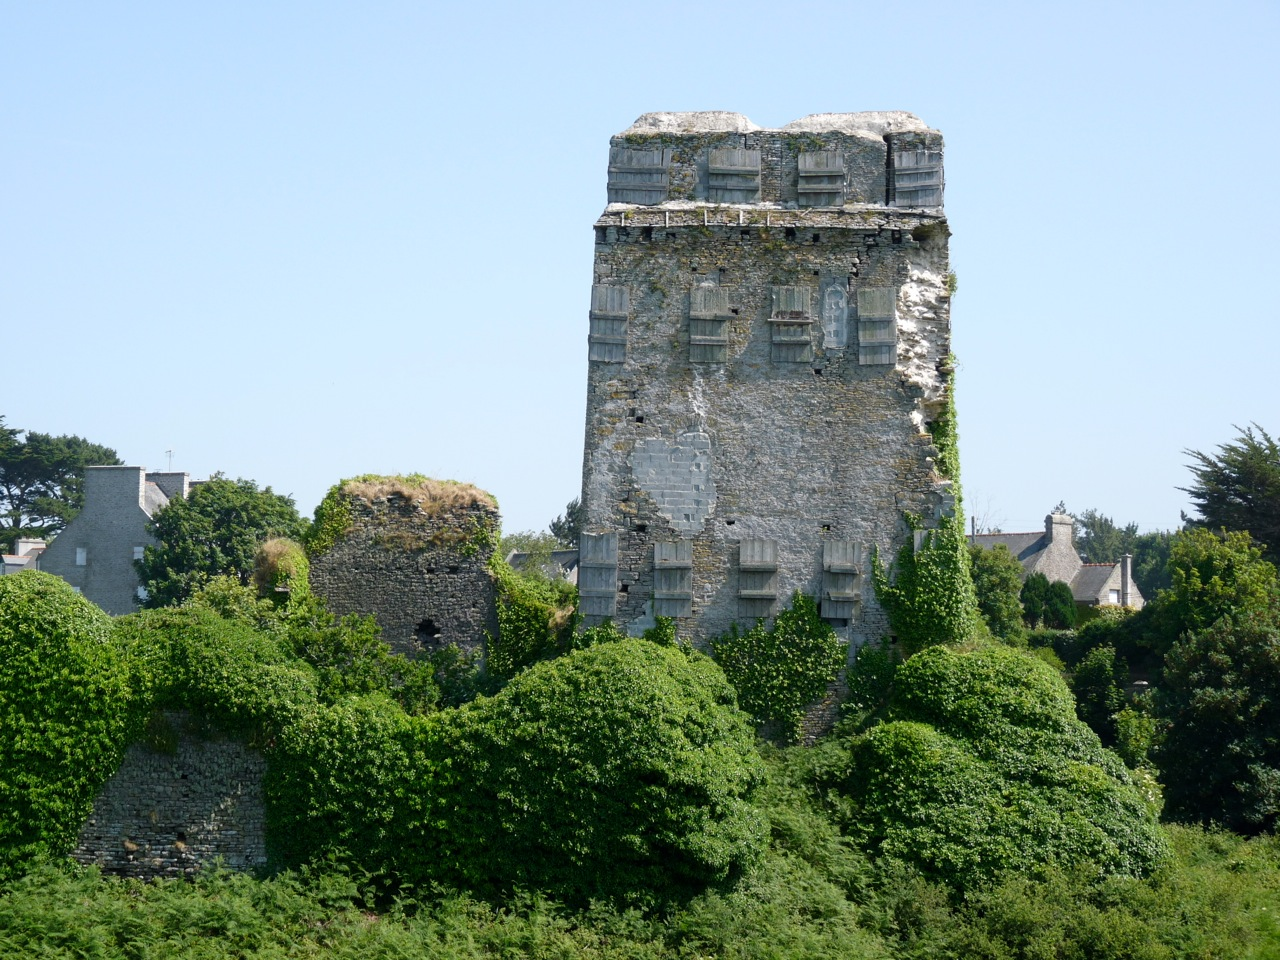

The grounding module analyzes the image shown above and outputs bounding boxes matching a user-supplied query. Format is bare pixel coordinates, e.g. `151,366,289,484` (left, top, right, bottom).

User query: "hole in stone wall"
416,618,442,639
448,566,459,574
619,584,629,594
812,269,820,276
892,229,902,244
642,226,653,241
730,307,739,315
595,227,607,243
426,567,436,574
176,832,187,842
740,229,750,239
822,524,831,531
811,233,821,243
635,415,644,424
725,519,736,526
785,227,797,240
635,523,647,533
813,367,823,376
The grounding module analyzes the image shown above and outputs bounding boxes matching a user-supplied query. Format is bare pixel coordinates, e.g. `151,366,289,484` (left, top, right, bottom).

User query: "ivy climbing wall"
578,111,956,649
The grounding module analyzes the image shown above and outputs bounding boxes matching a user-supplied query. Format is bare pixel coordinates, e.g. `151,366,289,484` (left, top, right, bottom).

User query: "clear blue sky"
5,1,1277,536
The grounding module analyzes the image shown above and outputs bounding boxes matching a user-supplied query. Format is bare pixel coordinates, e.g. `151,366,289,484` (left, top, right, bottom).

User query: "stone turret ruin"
578,111,955,649
307,476,500,656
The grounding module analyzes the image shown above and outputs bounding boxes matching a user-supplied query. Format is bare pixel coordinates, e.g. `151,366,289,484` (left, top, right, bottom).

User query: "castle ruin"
578,111,954,649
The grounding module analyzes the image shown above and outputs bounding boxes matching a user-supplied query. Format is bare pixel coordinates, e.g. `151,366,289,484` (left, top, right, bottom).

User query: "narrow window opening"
822,524,831,531
426,567,436,574
641,226,653,241
635,415,645,424
740,229,750,239
725,519,736,526
619,584,629,594
595,226,607,243
784,227,797,239
892,229,903,244
176,832,187,842
730,307,740,315
811,233,821,244
635,523,648,533
813,367,823,376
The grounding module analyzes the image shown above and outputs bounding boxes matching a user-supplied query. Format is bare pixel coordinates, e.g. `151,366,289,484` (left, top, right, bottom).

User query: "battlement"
607,111,943,210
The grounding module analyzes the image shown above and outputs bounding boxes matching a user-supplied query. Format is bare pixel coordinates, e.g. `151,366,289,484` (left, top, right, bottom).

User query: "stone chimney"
1121,554,1133,607
1045,513,1075,545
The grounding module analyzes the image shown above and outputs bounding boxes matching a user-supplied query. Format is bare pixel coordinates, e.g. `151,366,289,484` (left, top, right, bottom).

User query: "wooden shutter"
707,148,761,203
891,149,943,207
821,541,863,620
579,533,619,617
770,285,814,362
607,147,671,204
856,286,896,366
797,151,845,207
654,541,693,618
589,284,629,363
738,538,778,618
689,285,732,363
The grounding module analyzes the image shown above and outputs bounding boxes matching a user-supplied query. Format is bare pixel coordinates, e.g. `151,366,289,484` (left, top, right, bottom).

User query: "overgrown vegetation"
486,556,579,677
711,592,845,742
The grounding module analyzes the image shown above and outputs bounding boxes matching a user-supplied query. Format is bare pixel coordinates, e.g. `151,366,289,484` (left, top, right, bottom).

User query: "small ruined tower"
578,111,955,648
307,476,500,656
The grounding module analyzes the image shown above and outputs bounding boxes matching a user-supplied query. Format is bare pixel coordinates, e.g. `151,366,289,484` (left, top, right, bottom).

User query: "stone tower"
578,111,955,649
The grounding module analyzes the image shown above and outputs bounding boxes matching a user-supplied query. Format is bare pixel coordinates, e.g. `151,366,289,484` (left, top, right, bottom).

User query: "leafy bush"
1156,596,1280,833
1071,644,1126,746
968,543,1026,642
711,592,846,742
487,556,579,677
269,639,768,905
0,572,134,876
828,644,1168,890
113,606,318,740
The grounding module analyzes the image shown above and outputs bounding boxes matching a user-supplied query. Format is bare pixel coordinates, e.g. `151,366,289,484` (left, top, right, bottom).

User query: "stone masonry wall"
73,711,266,879
309,490,499,657
580,113,954,659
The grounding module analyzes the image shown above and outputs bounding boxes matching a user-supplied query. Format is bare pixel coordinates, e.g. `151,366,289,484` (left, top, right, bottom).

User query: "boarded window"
707,148,761,203
654,541,693,618
797,151,845,207
75,547,87,566
579,533,619,617
689,285,731,363
891,149,943,207
589,285,629,363
770,285,813,362
738,538,778,618
607,147,671,204
856,286,897,365
821,541,863,621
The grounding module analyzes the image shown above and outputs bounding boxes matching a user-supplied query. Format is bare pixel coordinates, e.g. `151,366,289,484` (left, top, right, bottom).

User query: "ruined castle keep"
578,112,954,647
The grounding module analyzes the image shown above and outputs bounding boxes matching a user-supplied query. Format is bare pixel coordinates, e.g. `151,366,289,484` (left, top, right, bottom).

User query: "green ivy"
872,362,980,654
304,482,353,557
711,592,846,743
486,556,580,678
0,572,135,878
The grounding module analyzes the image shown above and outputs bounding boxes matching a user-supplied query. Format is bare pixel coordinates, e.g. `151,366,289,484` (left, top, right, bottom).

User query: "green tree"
1163,527,1277,635
1155,596,1280,833
1044,579,1077,629
1071,644,1126,746
0,417,121,551
136,476,306,608
968,543,1026,641
1020,571,1050,627
1182,424,1280,562
548,495,584,546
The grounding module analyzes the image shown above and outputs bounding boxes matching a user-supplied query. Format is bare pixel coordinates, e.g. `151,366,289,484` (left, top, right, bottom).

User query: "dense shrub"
829,644,1167,890
1070,644,1126,746
968,543,1026,642
711,592,845,742
873,517,981,654
269,639,768,904
1156,596,1280,833
487,557,579,677
0,572,133,876
113,606,318,740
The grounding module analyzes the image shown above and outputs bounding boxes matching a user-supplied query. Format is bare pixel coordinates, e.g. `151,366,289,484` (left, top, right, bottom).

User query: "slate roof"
143,481,169,517
1071,564,1119,603
968,531,1047,564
